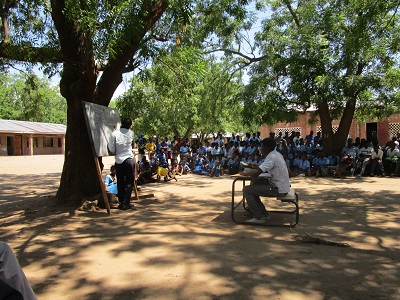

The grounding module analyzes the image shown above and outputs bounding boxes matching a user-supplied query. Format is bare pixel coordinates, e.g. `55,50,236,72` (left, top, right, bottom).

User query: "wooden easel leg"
133,180,139,201
95,156,111,214
132,161,139,201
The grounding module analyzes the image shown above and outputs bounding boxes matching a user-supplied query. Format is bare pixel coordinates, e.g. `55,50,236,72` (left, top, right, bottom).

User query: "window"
43,137,53,147
26,137,29,148
316,125,339,134
275,127,302,136
33,137,39,148
58,138,62,148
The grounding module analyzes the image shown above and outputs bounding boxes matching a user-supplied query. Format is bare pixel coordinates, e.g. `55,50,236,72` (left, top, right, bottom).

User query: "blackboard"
83,101,121,157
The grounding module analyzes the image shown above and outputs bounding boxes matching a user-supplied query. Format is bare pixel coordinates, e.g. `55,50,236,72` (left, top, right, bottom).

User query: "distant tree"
0,72,66,124
116,47,244,140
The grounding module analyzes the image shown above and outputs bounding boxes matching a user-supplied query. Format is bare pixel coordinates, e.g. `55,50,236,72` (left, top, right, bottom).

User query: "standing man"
108,118,135,210
305,130,315,145
240,138,290,224
136,133,146,162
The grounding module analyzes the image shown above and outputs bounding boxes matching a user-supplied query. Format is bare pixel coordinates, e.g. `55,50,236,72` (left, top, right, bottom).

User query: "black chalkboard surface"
83,101,121,157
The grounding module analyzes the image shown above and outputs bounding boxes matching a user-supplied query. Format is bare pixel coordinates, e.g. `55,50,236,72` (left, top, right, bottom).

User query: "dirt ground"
0,155,399,300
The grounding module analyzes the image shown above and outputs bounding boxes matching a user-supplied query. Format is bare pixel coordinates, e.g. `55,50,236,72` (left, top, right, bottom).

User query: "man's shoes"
118,203,136,210
245,214,271,224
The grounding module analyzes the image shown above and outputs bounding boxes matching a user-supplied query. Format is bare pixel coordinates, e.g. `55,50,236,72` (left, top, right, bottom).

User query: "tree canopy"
115,47,245,140
237,0,400,152
0,72,67,124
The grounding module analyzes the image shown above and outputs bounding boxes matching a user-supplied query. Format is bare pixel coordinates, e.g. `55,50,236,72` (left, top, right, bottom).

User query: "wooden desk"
231,175,299,227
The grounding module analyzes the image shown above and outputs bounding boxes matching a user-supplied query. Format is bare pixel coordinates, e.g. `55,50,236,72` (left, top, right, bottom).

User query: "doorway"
6,136,14,155
6,135,22,155
366,123,378,144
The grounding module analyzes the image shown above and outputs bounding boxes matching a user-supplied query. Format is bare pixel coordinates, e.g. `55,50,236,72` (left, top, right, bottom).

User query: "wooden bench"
231,176,299,227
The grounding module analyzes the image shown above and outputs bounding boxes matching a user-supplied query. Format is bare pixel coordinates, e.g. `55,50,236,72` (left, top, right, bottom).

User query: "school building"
0,119,66,156
260,112,400,145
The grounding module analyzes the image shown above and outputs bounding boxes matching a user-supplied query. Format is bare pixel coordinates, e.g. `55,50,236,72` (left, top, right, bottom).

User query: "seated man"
357,140,372,176
370,144,384,176
384,142,399,175
240,138,291,224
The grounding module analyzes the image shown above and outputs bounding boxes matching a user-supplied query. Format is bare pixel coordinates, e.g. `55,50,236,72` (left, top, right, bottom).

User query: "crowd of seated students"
105,131,400,189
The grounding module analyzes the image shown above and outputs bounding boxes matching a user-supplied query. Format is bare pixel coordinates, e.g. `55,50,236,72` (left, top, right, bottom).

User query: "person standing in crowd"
108,118,136,210
136,133,146,161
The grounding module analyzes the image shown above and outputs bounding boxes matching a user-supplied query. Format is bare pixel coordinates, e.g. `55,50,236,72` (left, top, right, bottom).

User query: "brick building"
260,112,400,145
0,119,66,156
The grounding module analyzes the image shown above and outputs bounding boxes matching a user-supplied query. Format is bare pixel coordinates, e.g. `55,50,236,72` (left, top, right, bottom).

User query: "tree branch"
283,0,301,28
0,42,64,63
203,48,268,63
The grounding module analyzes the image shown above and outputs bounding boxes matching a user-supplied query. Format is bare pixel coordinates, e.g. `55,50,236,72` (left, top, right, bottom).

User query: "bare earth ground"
0,155,399,300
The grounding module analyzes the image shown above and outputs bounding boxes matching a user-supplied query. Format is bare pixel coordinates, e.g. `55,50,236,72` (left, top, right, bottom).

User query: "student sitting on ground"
291,152,311,177
155,148,177,182
291,151,302,174
171,158,182,176
227,152,240,175
138,156,155,184
192,155,205,174
253,153,263,166
335,138,359,177
104,165,118,195
198,159,210,175
313,151,330,177
179,159,191,175
210,159,223,177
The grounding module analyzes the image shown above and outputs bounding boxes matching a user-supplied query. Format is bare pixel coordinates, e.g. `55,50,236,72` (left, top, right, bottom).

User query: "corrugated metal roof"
0,119,66,134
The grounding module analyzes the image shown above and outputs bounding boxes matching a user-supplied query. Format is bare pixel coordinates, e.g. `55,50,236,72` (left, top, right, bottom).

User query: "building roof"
0,119,66,135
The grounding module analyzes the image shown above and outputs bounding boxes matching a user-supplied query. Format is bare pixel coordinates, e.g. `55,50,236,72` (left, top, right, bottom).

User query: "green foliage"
115,47,245,139
0,72,67,124
242,0,400,127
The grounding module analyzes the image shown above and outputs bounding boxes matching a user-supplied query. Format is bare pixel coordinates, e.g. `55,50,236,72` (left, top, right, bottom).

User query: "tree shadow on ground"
1,173,399,299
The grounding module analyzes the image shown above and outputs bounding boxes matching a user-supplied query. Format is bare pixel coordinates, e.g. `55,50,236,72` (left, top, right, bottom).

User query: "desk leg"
231,177,251,223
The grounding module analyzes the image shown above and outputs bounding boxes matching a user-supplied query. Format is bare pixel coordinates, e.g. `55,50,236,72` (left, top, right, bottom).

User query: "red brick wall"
260,112,400,145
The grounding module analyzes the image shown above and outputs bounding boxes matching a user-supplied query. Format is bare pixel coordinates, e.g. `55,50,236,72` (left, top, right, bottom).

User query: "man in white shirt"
357,141,373,176
108,118,135,210
384,142,399,175
240,138,291,224
370,144,384,176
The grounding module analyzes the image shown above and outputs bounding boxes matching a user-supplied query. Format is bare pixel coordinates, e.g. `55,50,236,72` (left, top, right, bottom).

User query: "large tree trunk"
51,0,101,203
51,0,169,203
318,96,357,155
318,100,335,154
57,94,101,202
